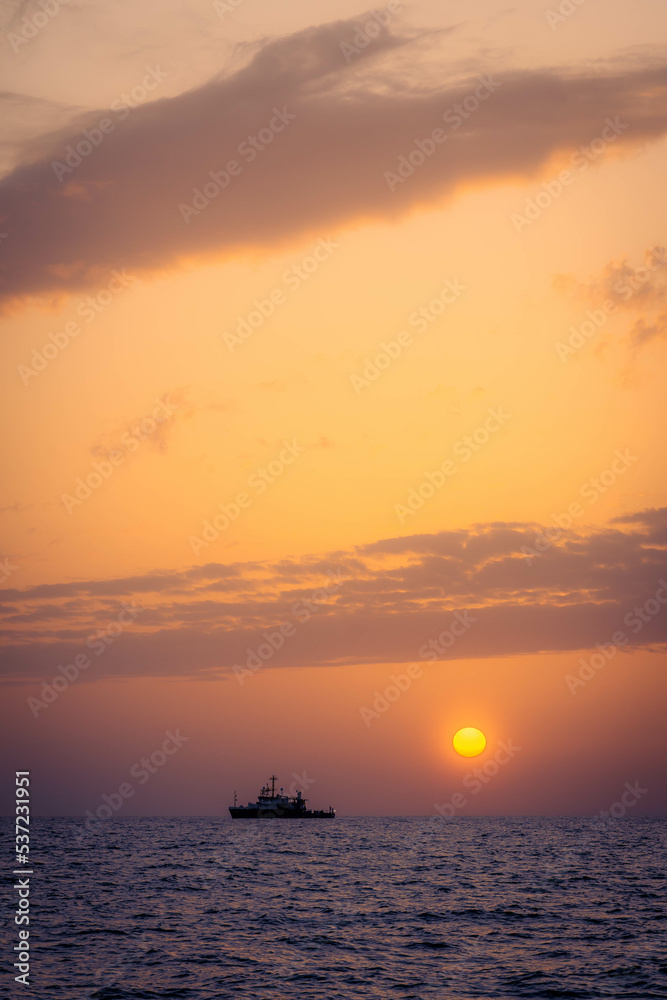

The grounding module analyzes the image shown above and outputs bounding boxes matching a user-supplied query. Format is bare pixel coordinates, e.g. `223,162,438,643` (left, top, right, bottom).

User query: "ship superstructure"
229,775,335,818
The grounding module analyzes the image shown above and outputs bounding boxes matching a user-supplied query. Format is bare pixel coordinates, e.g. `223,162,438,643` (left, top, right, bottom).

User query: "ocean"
3,816,666,999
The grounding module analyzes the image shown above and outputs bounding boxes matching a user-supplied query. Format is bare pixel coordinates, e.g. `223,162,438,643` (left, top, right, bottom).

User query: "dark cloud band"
1,18,666,305
1,507,666,682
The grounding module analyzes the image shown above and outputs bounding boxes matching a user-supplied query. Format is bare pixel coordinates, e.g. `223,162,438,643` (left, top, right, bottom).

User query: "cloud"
0,502,32,514
1,17,666,307
553,245,667,353
626,311,667,349
1,507,666,683
88,386,191,459
0,91,84,177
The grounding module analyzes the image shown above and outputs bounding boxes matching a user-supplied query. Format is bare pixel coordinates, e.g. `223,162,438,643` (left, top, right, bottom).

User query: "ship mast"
270,774,277,796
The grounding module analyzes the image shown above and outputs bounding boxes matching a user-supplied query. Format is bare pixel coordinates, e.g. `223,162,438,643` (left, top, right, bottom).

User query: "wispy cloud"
553,245,667,353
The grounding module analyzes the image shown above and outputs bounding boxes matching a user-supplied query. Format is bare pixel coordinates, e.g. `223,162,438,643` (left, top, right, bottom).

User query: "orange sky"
1,0,666,816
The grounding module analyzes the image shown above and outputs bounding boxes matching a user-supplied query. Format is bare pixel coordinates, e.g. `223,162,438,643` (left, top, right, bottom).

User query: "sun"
453,727,486,757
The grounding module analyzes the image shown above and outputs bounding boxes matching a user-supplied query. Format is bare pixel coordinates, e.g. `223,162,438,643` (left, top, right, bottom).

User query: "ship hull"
229,807,335,819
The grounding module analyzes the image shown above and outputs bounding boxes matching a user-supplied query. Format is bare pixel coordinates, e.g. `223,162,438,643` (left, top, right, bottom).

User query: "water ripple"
1,816,665,999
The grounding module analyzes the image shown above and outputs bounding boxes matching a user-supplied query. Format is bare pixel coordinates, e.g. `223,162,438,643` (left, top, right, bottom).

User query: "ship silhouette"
229,774,335,818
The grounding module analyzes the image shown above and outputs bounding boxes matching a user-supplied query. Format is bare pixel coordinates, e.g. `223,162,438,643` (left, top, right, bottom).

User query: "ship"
229,774,335,818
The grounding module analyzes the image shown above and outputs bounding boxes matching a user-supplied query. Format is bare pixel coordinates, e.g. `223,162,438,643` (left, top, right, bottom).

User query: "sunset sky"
1,0,666,817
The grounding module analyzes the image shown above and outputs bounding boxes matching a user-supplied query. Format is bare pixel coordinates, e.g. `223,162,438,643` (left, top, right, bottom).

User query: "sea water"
2,816,665,999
